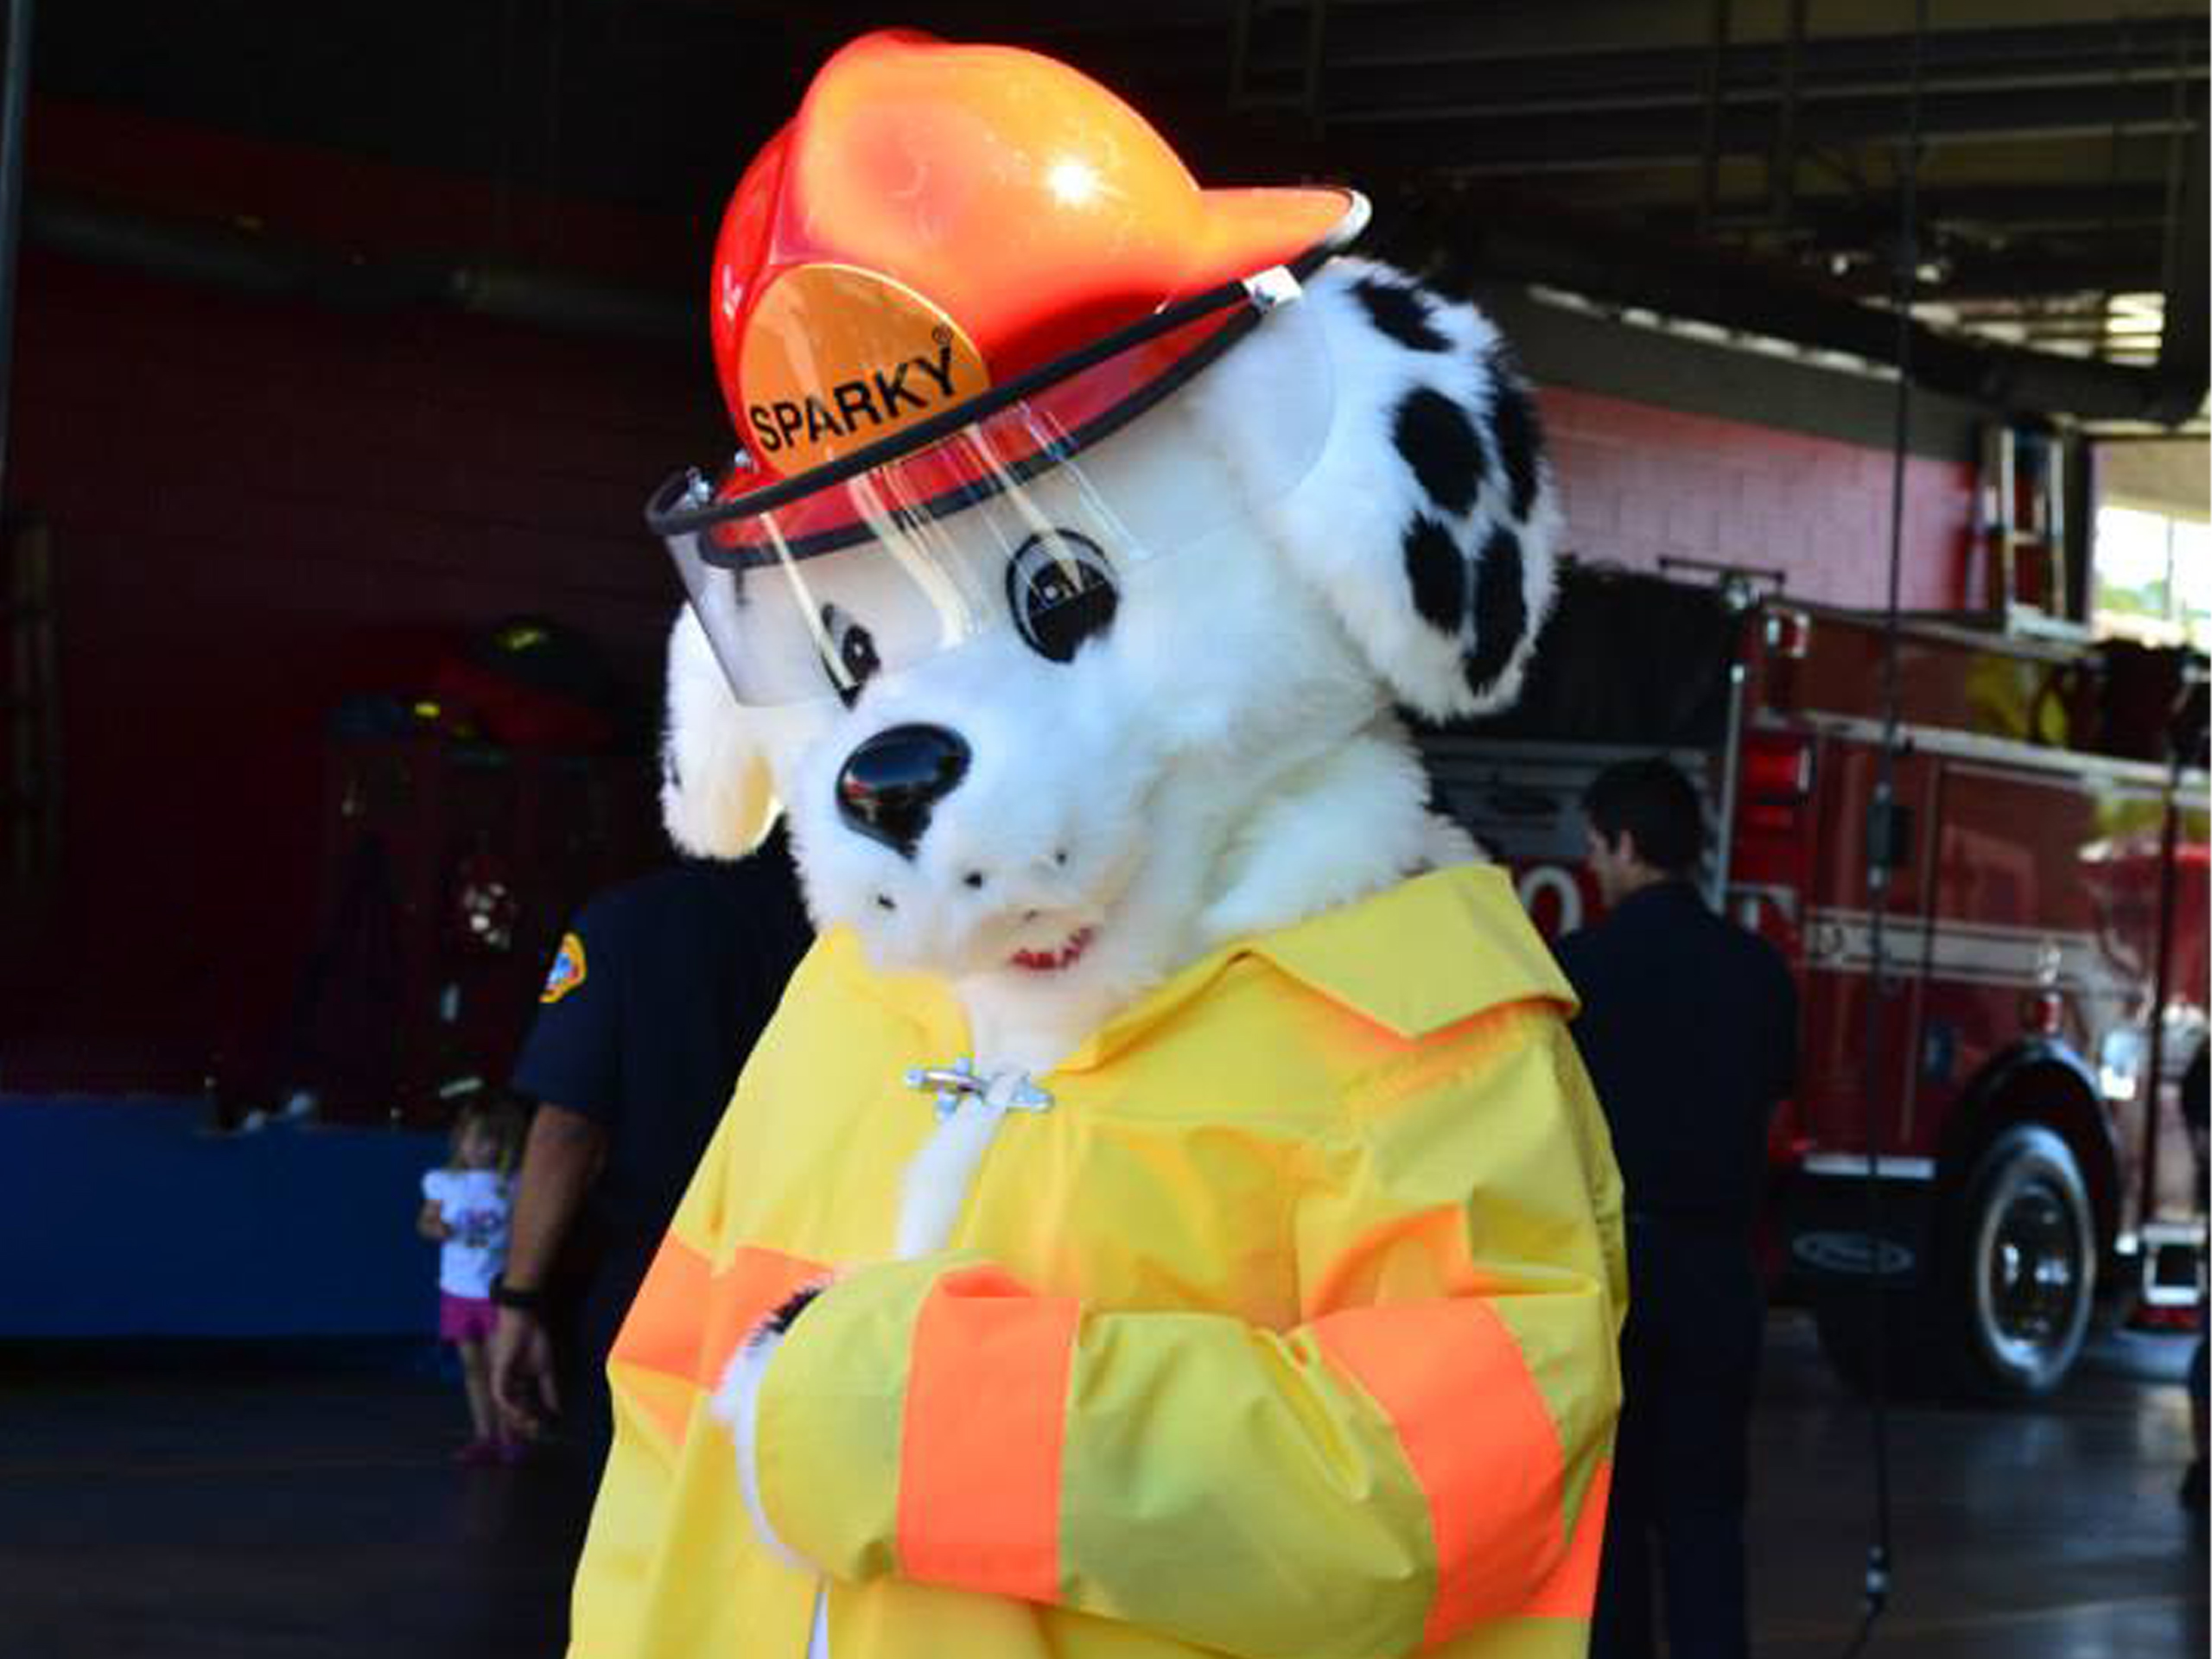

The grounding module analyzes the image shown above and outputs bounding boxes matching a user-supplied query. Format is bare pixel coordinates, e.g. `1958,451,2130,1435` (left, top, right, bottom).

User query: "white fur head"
661,258,1559,1066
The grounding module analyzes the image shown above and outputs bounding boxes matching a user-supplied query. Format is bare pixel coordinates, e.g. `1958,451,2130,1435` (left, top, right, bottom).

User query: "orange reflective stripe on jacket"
610,1236,827,1446
1313,1299,1566,1643
898,1265,1081,1600
1525,1459,1611,1619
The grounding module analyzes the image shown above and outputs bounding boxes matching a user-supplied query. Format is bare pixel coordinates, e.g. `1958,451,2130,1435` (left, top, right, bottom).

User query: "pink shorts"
440,1292,498,1344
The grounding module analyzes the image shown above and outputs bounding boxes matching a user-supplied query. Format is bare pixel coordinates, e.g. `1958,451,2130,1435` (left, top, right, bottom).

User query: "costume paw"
710,1282,834,1573
762,1284,823,1335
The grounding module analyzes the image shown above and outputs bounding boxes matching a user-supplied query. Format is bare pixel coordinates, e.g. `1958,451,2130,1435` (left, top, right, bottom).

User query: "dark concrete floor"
2,1313,2204,1658
1745,1315,2207,1658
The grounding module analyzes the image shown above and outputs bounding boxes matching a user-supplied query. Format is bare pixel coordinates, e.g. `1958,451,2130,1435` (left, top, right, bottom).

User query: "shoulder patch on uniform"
541,931,588,1004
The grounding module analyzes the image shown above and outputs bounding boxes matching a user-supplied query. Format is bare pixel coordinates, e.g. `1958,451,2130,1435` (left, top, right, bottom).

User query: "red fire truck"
1427,565,2209,1399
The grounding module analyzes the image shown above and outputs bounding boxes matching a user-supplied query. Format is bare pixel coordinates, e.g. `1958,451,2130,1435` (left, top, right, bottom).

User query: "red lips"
1009,927,1096,973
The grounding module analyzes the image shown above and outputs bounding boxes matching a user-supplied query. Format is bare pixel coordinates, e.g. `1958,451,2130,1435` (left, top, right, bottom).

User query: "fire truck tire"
1808,1125,2097,1402
1941,1124,2098,1399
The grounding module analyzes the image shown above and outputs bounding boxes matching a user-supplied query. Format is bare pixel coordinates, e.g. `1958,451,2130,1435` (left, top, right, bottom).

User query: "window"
2093,504,2211,649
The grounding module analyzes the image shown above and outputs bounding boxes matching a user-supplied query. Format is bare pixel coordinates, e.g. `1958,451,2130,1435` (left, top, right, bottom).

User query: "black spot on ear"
1402,513,1465,634
1393,388,1484,518
1486,351,1545,522
1352,278,1449,353
660,730,683,791
1463,524,1529,698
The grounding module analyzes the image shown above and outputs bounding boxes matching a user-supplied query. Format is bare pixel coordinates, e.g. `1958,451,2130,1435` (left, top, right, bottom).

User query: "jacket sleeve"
746,998,1627,1659
569,1099,830,1659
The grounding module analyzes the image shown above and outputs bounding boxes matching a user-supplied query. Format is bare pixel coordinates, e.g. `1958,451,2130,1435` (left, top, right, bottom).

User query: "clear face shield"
650,269,1335,709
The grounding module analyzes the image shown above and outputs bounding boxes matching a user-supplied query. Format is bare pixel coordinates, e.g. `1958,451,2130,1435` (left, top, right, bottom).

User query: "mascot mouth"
1009,927,1096,973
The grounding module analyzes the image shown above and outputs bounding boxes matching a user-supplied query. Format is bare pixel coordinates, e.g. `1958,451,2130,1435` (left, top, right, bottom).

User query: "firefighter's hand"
491,1307,560,1438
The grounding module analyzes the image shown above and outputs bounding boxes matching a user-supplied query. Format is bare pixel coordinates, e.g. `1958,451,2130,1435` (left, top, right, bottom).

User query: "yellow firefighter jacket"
570,862,1627,1659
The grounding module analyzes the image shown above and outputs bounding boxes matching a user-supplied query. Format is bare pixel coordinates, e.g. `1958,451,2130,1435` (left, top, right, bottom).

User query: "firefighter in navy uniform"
488,826,811,1470
1555,757,1796,1659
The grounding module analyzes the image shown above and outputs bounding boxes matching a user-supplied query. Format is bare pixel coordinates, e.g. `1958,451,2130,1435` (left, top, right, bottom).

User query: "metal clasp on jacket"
904,1056,1053,1122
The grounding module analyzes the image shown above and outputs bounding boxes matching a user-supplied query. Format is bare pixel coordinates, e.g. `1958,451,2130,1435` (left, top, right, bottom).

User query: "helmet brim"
651,191,1368,563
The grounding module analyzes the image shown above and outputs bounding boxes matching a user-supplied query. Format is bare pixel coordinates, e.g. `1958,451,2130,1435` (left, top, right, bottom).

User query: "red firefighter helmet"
652,31,1364,707
654,29,1364,559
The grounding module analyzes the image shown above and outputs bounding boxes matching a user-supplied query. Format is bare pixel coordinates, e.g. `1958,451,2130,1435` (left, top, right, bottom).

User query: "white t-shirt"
421,1167,512,1300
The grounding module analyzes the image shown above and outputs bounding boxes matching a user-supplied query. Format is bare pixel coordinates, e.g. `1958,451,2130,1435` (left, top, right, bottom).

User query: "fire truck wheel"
1944,1123,2097,1399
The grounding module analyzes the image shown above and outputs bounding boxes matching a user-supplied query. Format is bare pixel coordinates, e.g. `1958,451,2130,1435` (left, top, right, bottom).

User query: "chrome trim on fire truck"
2133,1218,2212,1307
1801,908,2128,1002
1421,737,1709,771
1755,709,2211,793
1778,602,2097,668
1725,880,1800,930
1800,1154,1937,1180
1709,660,1748,912
1945,759,2177,802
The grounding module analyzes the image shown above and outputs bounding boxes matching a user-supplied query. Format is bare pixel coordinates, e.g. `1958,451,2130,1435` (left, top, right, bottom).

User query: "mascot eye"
1007,532,1118,664
820,604,880,708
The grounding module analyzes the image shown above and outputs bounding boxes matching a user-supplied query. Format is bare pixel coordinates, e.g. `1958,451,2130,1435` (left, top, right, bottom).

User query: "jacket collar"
822,863,1574,1075
1191,862,1572,1034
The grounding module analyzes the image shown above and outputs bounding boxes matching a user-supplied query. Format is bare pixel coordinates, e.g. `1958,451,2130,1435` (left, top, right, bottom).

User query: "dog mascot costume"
572,31,1626,1659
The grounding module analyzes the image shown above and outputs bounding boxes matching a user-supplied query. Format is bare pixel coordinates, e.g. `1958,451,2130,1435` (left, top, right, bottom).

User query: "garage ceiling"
26,0,2209,426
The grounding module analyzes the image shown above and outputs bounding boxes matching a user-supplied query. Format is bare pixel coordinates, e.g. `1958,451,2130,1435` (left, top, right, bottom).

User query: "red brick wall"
1539,385,1979,613
5,248,709,1093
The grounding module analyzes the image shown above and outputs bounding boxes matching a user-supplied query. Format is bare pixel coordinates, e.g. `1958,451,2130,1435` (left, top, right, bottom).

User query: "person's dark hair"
447,1091,526,1174
1583,756,1704,875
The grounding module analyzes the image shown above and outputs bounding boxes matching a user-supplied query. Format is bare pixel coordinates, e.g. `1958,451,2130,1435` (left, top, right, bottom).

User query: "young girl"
418,1096,524,1465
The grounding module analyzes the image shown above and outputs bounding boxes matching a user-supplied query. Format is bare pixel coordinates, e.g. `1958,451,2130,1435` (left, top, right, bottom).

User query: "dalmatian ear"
1209,256,1561,721
660,606,779,856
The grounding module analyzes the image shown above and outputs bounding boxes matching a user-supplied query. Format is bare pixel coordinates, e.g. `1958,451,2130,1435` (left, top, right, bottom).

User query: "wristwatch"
490,1277,547,1314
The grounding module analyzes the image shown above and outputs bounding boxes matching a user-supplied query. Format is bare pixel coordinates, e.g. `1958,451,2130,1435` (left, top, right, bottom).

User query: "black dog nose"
836,725,971,859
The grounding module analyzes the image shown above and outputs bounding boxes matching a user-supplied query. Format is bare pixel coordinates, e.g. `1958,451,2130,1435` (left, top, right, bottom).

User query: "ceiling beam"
2152,85,2209,424
1821,245,2171,302
1367,183,2204,424
1649,183,2174,238
1241,14,2204,88
1330,82,2197,174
